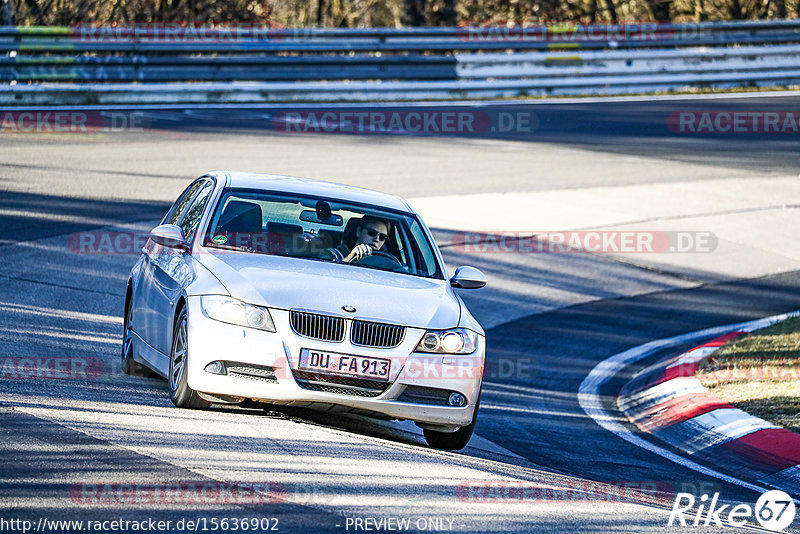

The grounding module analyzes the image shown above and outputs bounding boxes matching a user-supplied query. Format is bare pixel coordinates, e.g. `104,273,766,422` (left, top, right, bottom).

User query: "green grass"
697,316,800,434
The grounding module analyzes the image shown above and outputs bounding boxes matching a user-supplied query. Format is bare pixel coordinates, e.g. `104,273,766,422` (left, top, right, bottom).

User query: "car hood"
199,250,461,329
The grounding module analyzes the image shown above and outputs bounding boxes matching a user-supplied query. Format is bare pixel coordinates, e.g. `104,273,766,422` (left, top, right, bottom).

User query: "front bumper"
185,297,484,428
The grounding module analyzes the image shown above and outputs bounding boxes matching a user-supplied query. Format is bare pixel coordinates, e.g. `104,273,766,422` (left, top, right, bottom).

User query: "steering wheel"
352,250,408,273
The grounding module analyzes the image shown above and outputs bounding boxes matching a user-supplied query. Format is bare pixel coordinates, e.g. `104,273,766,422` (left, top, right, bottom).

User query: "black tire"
168,307,211,410
121,296,155,377
423,391,481,451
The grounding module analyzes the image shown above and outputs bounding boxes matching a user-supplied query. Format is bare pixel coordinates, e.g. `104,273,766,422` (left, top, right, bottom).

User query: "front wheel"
423,391,480,451
168,308,211,410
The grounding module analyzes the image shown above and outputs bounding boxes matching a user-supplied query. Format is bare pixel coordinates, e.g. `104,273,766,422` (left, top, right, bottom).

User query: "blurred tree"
588,0,599,20
10,0,798,26
402,0,425,25
431,0,457,24
605,0,618,20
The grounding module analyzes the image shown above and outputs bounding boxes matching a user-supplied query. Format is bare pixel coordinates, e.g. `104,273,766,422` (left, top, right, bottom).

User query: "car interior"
207,198,406,268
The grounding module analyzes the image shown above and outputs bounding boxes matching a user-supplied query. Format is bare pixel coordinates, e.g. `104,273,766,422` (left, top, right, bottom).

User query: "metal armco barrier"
1,20,799,103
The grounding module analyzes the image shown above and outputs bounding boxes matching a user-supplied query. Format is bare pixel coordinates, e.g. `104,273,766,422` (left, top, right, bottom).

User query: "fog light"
204,361,227,375
448,392,467,407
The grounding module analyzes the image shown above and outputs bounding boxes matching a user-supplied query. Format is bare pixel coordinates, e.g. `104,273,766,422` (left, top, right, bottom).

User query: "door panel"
134,179,207,351
150,179,216,355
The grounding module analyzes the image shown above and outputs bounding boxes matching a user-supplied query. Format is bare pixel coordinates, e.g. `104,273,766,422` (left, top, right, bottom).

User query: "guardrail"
1,20,799,104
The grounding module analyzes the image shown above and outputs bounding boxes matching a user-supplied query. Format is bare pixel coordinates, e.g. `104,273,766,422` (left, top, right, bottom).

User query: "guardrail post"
1,0,12,25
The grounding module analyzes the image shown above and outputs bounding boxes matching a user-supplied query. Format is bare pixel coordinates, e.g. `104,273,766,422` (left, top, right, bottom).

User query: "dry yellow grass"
697,316,800,434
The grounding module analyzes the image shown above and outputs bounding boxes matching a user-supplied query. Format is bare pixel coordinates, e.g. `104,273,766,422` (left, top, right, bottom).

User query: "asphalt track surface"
1,93,800,533
7,93,798,175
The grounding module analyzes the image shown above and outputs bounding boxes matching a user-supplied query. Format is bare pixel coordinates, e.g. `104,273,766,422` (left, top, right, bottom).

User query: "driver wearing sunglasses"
322,215,391,263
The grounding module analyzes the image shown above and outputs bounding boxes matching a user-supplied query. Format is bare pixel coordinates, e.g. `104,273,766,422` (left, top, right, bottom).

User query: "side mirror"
150,224,188,250
450,266,486,289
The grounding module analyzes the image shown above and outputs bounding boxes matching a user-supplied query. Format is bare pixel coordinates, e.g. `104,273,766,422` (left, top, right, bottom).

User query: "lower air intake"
226,363,278,384
397,385,453,406
292,370,390,398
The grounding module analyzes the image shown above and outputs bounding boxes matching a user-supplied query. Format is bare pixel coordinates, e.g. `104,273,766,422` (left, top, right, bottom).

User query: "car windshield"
202,188,443,279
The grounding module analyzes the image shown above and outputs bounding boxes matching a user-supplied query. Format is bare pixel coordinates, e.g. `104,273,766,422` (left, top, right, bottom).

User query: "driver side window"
165,180,206,227
179,181,214,242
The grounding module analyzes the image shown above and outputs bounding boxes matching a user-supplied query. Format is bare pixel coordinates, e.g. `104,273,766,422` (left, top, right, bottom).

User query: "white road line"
618,377,707,414
577,310,799,498
666,346,718,368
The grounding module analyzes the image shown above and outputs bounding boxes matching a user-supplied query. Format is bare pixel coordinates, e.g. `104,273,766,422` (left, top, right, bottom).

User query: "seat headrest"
343,217,361,248
266,222,303,234
218,201,262,233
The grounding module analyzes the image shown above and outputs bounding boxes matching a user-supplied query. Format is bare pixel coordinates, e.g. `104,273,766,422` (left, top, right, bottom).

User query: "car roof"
218,171,414,214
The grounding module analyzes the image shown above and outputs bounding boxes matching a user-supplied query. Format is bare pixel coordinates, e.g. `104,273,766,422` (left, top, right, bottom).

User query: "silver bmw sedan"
122,171,486,450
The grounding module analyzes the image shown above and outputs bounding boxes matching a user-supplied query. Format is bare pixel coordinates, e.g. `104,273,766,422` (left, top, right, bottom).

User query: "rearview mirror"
150,224,188,249
300,209,343,226
450,266,486,289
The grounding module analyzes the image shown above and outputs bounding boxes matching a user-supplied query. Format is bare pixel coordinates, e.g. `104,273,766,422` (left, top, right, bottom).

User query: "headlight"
415,328,478,354
201,296,276,332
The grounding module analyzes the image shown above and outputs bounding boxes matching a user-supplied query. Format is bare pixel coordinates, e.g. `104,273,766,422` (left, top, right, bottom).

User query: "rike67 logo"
669,490,796,531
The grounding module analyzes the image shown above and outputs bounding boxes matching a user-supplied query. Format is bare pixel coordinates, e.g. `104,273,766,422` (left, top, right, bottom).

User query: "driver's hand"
345,243,372,263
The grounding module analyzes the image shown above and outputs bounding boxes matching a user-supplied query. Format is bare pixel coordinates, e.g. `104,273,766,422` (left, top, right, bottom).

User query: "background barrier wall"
1,20,799,104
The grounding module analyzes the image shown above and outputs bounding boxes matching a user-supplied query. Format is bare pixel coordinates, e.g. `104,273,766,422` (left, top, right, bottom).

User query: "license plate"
298,349,390,380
